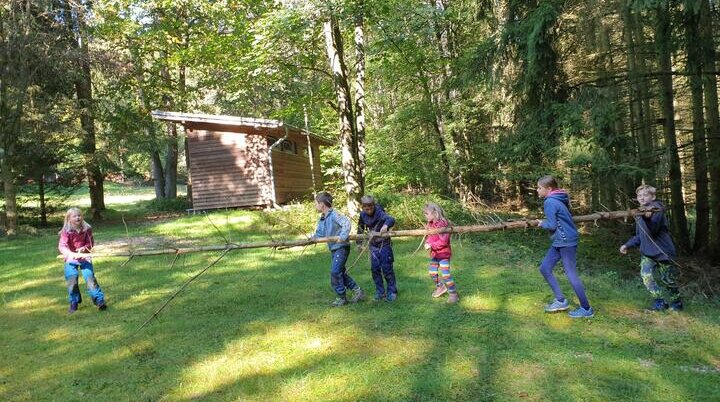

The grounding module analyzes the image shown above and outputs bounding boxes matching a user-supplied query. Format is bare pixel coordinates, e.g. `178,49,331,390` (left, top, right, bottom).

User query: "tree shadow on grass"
2,236,720,401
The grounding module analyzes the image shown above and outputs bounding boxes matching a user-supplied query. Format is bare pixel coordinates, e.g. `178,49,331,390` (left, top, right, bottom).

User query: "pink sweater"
425,219,452,260
58,228,94,263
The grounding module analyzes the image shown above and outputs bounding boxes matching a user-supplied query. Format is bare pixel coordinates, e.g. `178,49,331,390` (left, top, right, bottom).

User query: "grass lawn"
1,191,719,401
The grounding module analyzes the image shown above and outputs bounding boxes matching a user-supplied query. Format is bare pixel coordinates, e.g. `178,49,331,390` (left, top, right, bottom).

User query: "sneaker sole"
544,306,570,312
432,289,447,298
569,314,594,318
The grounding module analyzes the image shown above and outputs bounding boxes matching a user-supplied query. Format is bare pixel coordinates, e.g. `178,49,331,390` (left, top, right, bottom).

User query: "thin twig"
169,252,180,269
138,248,231,330
413,235,427,256
120,255,135,267
204,212,231,245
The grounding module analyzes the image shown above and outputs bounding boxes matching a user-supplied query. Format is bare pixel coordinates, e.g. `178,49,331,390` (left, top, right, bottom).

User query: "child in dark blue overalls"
356,196,397,302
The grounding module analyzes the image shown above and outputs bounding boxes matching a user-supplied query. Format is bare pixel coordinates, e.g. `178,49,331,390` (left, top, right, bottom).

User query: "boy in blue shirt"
356,195,397,302
620,184,682,311
313,192,364,307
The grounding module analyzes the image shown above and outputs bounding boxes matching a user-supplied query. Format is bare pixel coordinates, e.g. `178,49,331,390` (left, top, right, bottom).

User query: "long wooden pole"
66,209,647,258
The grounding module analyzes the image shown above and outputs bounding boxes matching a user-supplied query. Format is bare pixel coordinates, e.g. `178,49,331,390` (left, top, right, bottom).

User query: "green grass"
1,197,719,401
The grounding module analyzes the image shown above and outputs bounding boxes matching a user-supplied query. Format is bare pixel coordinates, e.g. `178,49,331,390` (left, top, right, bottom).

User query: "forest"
2,0,719,251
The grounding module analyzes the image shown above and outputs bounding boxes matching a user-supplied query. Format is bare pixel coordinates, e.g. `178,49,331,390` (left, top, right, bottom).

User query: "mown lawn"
1,199,719,401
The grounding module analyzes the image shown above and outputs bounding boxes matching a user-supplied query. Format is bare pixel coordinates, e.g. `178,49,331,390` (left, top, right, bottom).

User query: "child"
356,195,397,302
313,192,364,307
58,207,107,313
620,184,682,311
536,176,594,318
423,203,459,303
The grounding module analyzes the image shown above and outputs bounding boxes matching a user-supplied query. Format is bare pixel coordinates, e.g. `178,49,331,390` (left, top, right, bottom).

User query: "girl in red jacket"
58,207,106,313
423,203,458,303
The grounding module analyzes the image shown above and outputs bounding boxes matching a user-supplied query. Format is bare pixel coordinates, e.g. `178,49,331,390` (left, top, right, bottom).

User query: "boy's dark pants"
369,245,396,296
330,246,358,296
640,256,680,302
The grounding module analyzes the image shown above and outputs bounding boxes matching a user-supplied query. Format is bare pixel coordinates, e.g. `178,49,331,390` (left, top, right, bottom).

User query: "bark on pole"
68,209,649,258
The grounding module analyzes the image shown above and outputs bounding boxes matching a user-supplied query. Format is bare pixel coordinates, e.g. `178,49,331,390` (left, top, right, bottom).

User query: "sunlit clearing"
171,323,339,399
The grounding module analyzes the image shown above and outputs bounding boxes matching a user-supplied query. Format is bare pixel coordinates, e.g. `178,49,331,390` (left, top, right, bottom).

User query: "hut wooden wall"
272,131,323,203
187,129,272,209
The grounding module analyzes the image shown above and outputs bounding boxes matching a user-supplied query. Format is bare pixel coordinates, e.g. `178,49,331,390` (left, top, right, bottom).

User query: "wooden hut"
151,111,333,211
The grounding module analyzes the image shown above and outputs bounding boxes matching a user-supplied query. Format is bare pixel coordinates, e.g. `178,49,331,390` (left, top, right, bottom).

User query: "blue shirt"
623,200,676,261
356,204,395,248
315,209,352,251
540,191,579,247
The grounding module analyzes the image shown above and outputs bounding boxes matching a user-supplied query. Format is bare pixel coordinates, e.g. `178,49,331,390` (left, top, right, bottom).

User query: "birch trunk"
324,17,362,217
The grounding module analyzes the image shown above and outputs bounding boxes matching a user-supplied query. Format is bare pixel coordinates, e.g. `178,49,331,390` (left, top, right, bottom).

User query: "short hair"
360,195,375,206
315,191,333,207
636,184,656,196
537,175,559,189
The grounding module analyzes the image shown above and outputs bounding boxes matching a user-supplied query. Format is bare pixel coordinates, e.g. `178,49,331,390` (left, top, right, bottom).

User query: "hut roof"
151,110,335,146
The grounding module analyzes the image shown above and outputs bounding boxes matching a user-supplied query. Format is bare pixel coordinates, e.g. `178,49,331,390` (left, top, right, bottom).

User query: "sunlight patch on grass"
171,323,340,400
43,327,73,342
1,277,57,294
494,359,546,400
6,295,57,313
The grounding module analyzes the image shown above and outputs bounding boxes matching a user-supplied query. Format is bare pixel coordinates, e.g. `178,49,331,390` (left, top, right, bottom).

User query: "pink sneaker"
432,284,448,298
447,293,459,304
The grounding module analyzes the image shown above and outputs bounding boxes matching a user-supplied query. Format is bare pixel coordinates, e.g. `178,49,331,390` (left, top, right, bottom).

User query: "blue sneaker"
649,298,668,311
385,293,397,302
669,300,683,311
568,306,594,318
373,293,386,302
544,298,570,312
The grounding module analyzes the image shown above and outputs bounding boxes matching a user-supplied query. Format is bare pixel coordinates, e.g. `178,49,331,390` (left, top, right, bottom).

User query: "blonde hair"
636,184,656,196
423,202,448,224
61,207,91,233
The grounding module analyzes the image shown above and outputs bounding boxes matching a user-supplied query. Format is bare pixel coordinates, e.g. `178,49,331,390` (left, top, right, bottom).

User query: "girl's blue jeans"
64,261,105,305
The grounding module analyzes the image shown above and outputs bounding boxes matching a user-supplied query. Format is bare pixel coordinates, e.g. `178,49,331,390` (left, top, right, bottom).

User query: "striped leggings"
428,258,457,293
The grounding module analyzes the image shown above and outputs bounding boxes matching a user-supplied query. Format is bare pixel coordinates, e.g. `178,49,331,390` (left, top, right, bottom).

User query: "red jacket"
425,219,452,259
59,228,94,263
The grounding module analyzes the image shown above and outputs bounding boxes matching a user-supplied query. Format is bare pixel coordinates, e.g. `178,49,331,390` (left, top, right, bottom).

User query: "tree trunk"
655,0,691,251
73,4,105,219
152,151,165,199
684,1,709,252
699,0,720,257
324,17,362,217
624,6,655,183
160,64,178,199
353,7,366,194
38,173,47,226
1,150,17,235
77,209,655,258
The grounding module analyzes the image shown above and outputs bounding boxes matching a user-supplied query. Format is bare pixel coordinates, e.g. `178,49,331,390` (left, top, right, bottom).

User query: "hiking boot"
648,298,668,311
568,306,595,318
447,292,459,304
373,293,386,302
350,288,365,303
68,302,78,314
331,296,347,307
432,284,448,298
669,300,683,311
544,298,570,312
385,293,397,303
